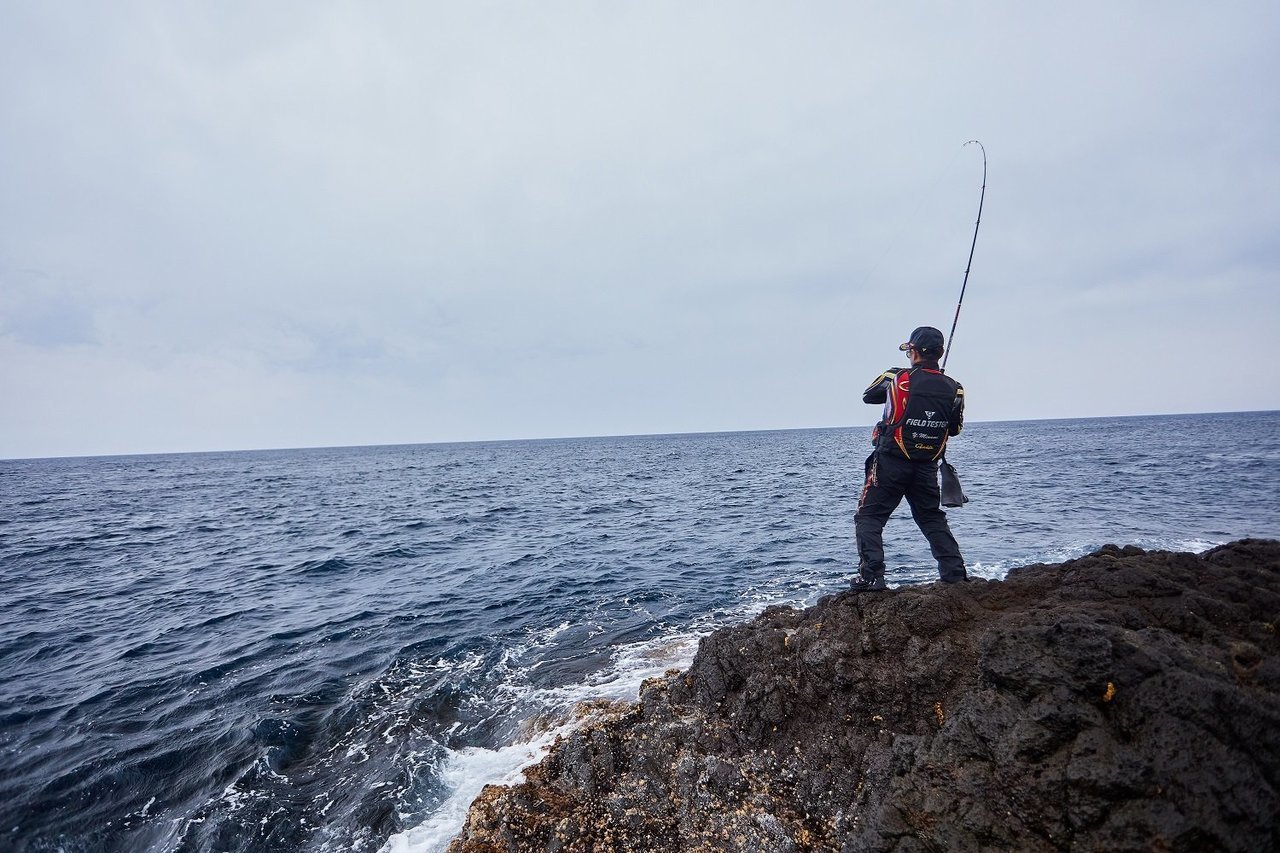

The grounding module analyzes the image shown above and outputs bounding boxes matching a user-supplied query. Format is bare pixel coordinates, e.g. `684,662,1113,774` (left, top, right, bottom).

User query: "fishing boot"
849,564,887,593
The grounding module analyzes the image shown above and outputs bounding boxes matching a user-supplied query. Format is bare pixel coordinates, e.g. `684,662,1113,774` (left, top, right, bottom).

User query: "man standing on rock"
852,326,967,590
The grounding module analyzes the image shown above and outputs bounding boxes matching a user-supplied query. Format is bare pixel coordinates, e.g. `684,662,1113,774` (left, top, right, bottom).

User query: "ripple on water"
0,414,1277,851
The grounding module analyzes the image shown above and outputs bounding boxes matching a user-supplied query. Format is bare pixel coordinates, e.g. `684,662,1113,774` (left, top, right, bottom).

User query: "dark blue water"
2,413,1277,852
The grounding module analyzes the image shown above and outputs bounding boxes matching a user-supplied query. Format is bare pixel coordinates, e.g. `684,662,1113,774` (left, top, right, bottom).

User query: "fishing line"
942,140,986,371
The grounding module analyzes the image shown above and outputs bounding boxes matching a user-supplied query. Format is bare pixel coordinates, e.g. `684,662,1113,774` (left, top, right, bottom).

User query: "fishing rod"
942,140,985,371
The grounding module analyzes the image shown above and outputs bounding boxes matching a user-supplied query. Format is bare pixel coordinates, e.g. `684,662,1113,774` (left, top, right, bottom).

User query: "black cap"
898,326,945,353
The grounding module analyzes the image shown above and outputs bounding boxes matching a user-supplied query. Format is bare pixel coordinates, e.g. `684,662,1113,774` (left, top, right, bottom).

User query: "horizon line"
3,407,1277,463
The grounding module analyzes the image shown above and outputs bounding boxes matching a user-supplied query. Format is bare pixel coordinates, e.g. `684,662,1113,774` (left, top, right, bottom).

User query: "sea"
2,411,1278,853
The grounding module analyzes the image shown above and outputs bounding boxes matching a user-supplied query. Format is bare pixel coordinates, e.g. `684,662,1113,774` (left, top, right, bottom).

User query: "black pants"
854,451,966,582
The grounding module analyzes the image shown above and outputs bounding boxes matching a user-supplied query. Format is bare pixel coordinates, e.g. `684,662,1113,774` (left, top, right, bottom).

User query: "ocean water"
2,411,1277,852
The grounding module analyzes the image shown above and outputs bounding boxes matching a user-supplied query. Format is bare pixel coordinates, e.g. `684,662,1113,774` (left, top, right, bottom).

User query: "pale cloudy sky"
2,2,1277,458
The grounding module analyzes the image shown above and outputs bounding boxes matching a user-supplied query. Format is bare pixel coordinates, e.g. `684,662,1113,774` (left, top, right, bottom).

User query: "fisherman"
851,326,967,591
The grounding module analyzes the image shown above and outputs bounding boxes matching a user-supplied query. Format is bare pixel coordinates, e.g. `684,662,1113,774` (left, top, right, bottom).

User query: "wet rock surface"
448,540,1280,852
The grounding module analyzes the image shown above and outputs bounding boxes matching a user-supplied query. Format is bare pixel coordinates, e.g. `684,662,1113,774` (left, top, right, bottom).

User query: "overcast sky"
2,2,1277,458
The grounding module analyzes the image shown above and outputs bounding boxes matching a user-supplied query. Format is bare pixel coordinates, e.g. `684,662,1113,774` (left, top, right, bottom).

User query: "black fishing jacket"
862,363,964,461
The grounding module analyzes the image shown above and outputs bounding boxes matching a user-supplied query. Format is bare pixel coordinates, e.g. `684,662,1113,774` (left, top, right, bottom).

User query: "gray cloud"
0,268,99,348
1,2,1277,457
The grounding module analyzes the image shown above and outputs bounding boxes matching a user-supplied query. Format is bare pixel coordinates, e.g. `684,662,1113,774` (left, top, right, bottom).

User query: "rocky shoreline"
448,540,1280,852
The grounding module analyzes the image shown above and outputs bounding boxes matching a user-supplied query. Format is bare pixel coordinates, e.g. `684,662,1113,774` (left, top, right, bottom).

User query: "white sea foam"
375,587,816,853
967,537,1222,578
377,734,562,853
1131,536,1220,554
375,633,701,853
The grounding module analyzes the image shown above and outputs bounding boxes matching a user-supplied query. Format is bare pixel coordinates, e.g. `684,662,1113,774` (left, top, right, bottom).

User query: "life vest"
878,367,960,461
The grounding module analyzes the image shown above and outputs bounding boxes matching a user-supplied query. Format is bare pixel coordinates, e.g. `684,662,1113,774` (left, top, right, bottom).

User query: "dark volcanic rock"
448,540,1280,852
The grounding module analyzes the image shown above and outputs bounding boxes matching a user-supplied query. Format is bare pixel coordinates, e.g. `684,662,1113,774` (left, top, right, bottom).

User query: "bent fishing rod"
942,140,985,372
